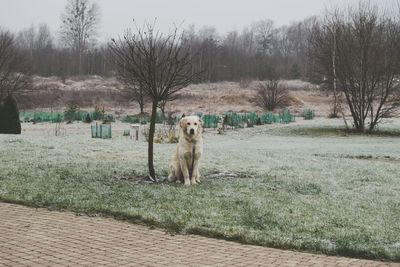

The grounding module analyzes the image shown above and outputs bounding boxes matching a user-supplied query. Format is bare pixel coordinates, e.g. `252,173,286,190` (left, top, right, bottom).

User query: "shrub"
279,109,295,124
0,95,21,134
303,109,315,120
252,80,288,111
261,112,278,124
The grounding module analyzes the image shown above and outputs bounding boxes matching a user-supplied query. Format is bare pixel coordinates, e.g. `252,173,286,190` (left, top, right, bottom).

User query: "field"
1,117,400,261
26,76,330,116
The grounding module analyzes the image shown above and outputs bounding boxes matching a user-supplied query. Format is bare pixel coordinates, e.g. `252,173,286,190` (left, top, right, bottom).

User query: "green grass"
0,120,399,261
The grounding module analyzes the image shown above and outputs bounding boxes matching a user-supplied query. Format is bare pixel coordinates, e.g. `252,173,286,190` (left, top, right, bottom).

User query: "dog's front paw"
190,179,198,185
167,174,176,182
183,179,191,186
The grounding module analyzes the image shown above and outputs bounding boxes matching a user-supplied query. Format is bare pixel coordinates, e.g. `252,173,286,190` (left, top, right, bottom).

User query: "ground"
0,118,399,261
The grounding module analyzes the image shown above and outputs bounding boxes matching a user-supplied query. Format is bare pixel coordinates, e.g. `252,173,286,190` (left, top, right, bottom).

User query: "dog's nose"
190,129,195,135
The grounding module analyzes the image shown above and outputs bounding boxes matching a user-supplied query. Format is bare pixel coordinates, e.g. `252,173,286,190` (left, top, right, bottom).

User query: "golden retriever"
168,115,203,186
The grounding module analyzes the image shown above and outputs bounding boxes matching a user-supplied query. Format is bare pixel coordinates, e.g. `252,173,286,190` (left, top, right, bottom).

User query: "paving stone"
0,203,398,267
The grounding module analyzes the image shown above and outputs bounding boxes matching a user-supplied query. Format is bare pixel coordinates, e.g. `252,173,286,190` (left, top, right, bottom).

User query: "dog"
168,115,203,186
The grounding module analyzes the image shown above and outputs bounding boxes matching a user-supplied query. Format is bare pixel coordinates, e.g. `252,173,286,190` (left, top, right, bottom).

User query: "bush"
261,112,279,124
0,95,21,134
303,109,315,120
279,109,296,124
252,80,288,111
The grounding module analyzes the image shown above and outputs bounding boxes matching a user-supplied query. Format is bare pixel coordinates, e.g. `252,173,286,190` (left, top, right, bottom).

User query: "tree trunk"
332,32,339,118
137,88,144,115
147,100,158,179
78,49,82,75
140,102,144,115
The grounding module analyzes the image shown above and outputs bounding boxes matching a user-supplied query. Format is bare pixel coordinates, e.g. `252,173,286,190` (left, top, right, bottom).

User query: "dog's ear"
198,118,203,133
179,117,187,129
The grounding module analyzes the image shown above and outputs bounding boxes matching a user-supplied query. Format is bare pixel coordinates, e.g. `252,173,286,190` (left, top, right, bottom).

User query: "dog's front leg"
191,152,202,185
180,153,191,186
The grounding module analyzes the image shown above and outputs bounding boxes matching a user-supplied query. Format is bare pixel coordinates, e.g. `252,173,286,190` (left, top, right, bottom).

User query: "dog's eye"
194,122,197,125
187,122,190,125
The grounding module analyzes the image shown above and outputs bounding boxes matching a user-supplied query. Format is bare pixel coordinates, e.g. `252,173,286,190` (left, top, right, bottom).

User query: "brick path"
0,203,398,267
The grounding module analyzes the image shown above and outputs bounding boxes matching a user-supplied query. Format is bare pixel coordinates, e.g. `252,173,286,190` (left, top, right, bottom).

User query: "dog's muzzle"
189,129,195,135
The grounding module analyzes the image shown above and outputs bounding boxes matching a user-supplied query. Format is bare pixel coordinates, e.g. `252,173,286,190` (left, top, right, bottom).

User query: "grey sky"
0,0,397,42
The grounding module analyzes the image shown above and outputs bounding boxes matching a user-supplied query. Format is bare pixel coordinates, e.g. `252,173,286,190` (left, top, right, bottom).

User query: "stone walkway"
0,203,398,267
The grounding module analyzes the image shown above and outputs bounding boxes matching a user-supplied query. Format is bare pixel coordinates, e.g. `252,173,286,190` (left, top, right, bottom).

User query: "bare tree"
0,29,31,103
114,62,146,114
252,19,275,55
16,25,36,56
36,24,53,50
59,0,99,74
252,80,288,111
312,3,400,132
109,21,201,179
16,24,54,76
309,12,343,118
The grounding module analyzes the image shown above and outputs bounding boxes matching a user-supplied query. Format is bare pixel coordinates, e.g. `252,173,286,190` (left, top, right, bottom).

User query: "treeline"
15,24,111,77
11,18,316,82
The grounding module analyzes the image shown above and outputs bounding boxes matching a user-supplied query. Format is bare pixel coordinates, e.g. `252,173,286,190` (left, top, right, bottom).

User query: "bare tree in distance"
309,10,343,119
311,2,400,133
17,24,52,51
252,19,275,55
111,57,146,114
252,80,288,111
59,0,99,75
109,21,202,179
16,24,54,76
0,29,31,103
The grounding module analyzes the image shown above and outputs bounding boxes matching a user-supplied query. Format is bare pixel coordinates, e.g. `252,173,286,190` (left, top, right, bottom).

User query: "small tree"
64,102,79,123
252,80,288,111
0,94,21,134
109,21,201,179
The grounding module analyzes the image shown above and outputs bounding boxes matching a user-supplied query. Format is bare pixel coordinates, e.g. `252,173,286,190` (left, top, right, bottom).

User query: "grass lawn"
0,118,399,261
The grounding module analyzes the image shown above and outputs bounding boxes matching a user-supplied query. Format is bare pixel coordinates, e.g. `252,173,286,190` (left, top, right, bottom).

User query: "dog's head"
180,115,203,137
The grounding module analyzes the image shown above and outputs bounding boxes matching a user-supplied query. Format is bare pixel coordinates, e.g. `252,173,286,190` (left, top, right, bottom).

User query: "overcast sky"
0,0,397,42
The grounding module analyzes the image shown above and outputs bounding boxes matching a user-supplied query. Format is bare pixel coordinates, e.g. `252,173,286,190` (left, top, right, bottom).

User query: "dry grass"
26,76,334,117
